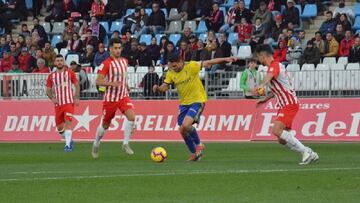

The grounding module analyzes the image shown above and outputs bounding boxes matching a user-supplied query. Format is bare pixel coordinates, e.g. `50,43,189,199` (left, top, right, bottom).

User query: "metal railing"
0,69,359,100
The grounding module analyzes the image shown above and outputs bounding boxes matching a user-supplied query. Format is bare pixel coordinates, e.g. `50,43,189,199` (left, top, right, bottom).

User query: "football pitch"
0,142,360,203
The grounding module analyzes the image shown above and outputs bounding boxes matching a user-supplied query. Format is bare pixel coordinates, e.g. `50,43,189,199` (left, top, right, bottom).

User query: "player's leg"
179,115,197,161
63,104,75,152
92,102,116,158
120,98,135,155
187,103,205,157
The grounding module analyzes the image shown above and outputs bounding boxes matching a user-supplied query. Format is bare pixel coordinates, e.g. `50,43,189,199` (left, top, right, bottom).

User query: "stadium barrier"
0,99,359,142
1,69,359,100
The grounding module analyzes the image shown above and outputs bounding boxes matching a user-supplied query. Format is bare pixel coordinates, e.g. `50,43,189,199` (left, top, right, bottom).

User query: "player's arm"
153,83,170,93
258,72,274,89
201,56,239,69
256,92,274,107
96,73,121,87
74,82,80,106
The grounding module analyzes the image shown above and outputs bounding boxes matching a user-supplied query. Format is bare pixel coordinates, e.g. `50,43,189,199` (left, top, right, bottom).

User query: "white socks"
64,130,72,147
123,120,134,145
94,125,105,146
57,128,65,138
280,130,307,154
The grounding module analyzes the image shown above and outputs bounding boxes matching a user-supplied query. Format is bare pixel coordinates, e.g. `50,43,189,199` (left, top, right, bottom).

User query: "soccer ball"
150,147,167,163
257,87,266,96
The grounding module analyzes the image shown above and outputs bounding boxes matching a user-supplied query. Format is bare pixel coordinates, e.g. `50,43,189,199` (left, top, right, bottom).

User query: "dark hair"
33,17,39,21
109,38,122,47
326,11,333,15
315,31,321,35
168,52,181,63
255,44,273,56
22,24,27,27
55,54,63,58
219,32,228,38
167,41,174,46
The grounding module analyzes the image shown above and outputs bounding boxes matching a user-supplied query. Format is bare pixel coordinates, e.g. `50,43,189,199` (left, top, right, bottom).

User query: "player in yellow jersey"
153,53,238,161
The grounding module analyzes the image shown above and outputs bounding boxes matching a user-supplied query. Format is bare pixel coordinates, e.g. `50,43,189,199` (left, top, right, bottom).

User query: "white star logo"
73,106,98,132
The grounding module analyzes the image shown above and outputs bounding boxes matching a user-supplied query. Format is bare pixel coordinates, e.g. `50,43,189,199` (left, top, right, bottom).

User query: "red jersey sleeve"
70,70,78,84
268,61,280,79
46,73,53,88
98,60,110,75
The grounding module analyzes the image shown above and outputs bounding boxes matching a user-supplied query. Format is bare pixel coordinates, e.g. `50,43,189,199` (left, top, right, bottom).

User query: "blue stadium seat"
302,4,317,18
155,34,166,45
227,33,238,44
99,21,109,33
198,33,208,42
51,35,62,47
245,0,250,8
195,21,207,34
145,8,152,16
25,0,32,9
353,16,360,30
224,0,235,8
161,8,168,18
169,34,181,45
103,36,109,48
355,3,360,17
0,28,4,35
281,5,302,15
126,9,134,16
356,30,360,35
110,21,123,33
220,7,227,20
140,34,152,45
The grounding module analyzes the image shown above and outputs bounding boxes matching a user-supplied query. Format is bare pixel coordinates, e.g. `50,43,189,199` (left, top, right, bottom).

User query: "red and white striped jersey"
267,61,298,108
98,57,129,102
46,69,78,106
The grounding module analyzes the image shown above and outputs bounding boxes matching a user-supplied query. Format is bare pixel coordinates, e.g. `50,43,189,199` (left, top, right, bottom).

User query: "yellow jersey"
164,61,207,105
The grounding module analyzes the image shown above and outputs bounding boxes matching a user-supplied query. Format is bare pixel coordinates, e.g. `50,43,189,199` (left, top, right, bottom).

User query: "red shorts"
276,104,299,129
102,97,134,125
55,104,74,126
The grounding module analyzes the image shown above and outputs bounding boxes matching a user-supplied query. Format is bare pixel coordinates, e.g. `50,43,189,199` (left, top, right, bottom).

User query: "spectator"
169,0,196,21
339,30,354,57
78,0,92,21
313,31,325,55
195,0,212,18
111,31,121,39
237,18,253,43
240,58,262,99
32,30,46,48
161,41,177,66
300,40,321,66
237,0,252,23
140,3,166,35
105,0,124,23
1,0,27,21
320,11,337,36
334,24,345,43
32,18,47,41
337,13,352,32
178,27,193,46
148,37,161,64
189,35,198,51
268,14,285,44
35,48,44,60
45,0,75,22
323,32,339,57
138,42,153,66
273,40,287,63
205,3,224,32
205,30,217,46
286,37,303,64
348,37,360,63
29,44,38,58
81,44,96,66
178,41,192,61
89,16,106,43
140,8,149,29
191,39,208,61
282,0,300,27
0,50,16,72
32,58,50,73
252,1,272,26
249,18,266,51
91,0,105,20
20,24,31,37
123,7,142,38
42,42,56,67
141,65,159,100
333,0,355,23
0,36,9,59
121,32,132,55
79,20,89,40
159,36,169,56
82,29,99,53
67,33,83,53
69,61,89,92
56,17,80,51
9,42,19,59
298,30,307,50
220,1,247,33
93,43,110,67
16,35,26,48
18,47,36,72
124,40,139,67
204,39,224,74
219,33,231,57
8,61,23,73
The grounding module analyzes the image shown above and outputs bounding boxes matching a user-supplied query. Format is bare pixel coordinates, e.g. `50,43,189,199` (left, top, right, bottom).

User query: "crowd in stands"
0,0,360,74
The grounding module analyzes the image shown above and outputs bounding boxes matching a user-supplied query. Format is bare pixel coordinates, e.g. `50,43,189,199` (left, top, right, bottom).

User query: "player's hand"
250,87,259,95
153,85,159,93
51,98,58,105
111,81,122,87
74,98,79,106
225,57,239,63
256,98,267,108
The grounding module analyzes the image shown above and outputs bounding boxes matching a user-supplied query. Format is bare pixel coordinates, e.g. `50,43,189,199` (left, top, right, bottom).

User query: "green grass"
0,142,360,203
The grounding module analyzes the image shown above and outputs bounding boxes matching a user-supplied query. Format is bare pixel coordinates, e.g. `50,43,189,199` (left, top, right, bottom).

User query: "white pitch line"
1,167,360,182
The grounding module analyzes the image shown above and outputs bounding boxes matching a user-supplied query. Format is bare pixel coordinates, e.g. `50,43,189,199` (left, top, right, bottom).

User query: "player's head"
168,52,184,72
255,44,273,65
54,55,65,69
109,38,122,59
